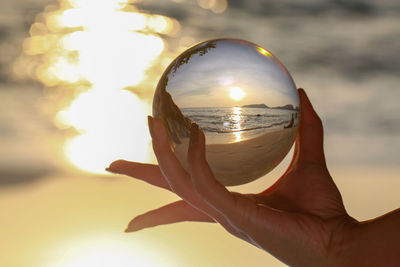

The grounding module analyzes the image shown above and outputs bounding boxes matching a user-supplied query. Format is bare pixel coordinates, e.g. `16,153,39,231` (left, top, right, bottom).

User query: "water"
182,107,295,133
182,106,298,145
1,0,400,185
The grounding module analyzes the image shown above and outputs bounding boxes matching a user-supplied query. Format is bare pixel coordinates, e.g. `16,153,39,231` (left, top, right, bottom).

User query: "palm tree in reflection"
171,41,217,74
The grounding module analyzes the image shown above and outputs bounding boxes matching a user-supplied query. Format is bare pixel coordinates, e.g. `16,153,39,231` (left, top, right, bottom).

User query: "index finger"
149,116,191,195
107,160,172,191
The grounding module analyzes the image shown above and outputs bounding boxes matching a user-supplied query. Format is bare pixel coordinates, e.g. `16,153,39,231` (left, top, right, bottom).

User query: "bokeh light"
197,0,228,13
19,0,182,173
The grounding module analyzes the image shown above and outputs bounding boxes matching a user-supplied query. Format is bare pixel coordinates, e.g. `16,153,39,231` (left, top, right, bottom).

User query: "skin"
107,89,400,267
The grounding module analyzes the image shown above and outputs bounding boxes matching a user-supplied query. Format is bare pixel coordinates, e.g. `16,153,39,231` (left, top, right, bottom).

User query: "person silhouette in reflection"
284,113,295,128
107,89,400,267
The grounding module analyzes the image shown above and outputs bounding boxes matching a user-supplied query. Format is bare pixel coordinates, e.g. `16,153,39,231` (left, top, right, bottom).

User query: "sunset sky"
167,40,298,108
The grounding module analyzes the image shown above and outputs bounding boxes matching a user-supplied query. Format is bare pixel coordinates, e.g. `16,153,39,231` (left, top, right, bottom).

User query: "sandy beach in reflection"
174,127,298,186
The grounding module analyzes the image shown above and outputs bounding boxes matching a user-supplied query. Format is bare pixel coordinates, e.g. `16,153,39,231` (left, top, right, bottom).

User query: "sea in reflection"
182,107,297,141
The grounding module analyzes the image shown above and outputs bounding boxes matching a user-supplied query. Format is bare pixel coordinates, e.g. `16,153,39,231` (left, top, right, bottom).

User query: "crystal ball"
153,39,299,186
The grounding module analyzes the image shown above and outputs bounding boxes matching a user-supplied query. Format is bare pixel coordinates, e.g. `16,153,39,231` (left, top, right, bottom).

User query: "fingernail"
105,167,119,174
148,116,154,137
190,123,199,145
125,224,142,233
298,88,307,97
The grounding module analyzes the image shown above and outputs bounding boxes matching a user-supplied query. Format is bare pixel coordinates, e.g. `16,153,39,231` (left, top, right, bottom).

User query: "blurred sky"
0,0,399,266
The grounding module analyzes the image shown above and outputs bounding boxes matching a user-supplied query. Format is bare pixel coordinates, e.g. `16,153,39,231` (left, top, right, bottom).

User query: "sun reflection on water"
232,107,242,142
19,0,181,173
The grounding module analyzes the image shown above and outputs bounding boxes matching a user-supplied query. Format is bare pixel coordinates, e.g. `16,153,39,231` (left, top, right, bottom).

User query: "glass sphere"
153,39,299,186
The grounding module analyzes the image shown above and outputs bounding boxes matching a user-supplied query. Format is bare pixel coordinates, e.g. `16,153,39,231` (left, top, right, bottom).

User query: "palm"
263,164,345,218
247,163,348,253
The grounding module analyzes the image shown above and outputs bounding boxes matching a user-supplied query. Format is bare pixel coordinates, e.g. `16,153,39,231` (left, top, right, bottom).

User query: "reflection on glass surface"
153,39,299,186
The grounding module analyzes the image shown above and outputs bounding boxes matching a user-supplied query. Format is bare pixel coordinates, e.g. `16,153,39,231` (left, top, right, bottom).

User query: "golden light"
234,131,242,142
61,89,151,173
229,86,246,101
46,235,169,267
197,0,228,13
18,0,178,174
45,11,65,33
70,31,164,89
60,9,149,32
29,22,49,36
67,0,129,10
232,107,243,142
15,0,187,175
147,15,181,36
23,35,57,55
210,0,228,13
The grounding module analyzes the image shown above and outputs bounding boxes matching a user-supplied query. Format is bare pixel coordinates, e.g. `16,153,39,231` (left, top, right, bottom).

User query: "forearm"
339,208,400,267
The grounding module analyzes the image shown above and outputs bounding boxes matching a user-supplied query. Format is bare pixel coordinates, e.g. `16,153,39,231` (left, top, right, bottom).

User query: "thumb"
297,88,326,167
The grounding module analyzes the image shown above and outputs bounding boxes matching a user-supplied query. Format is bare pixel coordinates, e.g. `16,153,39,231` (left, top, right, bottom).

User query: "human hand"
107,89,357,267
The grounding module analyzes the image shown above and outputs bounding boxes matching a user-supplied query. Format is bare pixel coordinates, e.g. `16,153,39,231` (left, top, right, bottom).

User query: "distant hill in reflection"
242,104,298,111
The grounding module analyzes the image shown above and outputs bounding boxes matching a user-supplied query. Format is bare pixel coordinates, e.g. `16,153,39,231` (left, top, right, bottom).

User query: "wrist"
332,209,400,267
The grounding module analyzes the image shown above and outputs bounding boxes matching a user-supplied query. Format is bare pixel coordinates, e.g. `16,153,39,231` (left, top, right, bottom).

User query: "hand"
107,89,357,266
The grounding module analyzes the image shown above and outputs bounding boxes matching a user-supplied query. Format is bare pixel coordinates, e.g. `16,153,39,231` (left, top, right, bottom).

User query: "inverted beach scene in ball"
153,39,299,186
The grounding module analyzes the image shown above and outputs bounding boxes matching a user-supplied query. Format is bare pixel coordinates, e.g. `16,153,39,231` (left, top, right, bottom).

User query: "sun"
229,86,246,101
